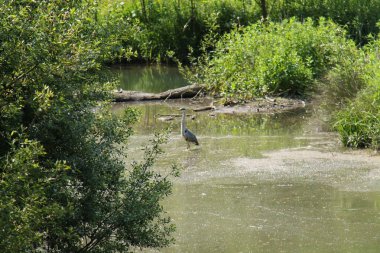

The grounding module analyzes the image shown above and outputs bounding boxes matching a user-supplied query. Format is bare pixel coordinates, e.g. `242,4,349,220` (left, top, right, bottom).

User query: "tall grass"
333,37,380,149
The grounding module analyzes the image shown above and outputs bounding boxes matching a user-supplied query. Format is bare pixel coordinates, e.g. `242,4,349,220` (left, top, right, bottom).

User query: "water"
113,100,380,253
111,65,188,93
111,66,380,253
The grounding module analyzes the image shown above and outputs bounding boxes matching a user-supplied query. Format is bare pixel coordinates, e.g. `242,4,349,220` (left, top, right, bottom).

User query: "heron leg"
187,141,190,149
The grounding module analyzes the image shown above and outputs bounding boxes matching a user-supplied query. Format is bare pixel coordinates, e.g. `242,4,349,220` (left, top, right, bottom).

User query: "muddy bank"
212,97,306,114
114,85,306,114
186,96,307,115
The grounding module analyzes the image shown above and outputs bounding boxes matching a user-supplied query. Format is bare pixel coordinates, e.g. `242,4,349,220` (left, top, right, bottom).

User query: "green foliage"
272,0,380,45
121,132,179,249
100,0,260,62
194,18,356,101
334,88,380,149
99,0,380,63
0,136,70,252
0,1,177,252
320,44,367,109
333,37,380,149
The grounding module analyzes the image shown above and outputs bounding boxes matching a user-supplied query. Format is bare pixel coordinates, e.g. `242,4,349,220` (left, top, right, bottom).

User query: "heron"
179,107,199,149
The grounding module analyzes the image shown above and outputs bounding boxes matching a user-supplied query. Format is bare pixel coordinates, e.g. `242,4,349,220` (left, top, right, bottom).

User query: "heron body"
180,108,199,148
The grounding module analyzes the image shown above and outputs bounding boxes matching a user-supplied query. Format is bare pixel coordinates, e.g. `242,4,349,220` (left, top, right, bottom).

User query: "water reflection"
113,101,380,253
110,65,188,93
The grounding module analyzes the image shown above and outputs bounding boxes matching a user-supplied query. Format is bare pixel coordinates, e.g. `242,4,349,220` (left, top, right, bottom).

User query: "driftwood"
156,114,182,117
156,116,175,122
193,105,215,112
156,113,195,119
113,84,204,102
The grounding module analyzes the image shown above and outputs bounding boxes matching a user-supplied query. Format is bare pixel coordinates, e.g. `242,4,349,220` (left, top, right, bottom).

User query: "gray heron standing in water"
179,108,199,149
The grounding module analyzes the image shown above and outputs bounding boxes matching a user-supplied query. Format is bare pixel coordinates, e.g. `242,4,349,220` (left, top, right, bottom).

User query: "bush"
0,1,177,252
319,44,367,109
333,37,380,149
196,18,356,101
334,88,380,149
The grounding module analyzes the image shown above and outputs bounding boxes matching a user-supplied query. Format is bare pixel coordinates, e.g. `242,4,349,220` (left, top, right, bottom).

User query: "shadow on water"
113,99,380,253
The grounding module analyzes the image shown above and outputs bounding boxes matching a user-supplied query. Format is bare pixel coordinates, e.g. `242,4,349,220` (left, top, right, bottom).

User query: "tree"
255,0,268,21
0,1,177,252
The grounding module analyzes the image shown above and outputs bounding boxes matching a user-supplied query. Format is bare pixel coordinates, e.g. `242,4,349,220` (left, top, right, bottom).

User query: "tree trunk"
190,0,195,18
140,0,147,21
259,0,268,22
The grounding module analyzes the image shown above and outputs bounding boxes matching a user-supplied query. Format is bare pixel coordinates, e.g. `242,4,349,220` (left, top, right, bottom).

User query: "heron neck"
181,111,186,134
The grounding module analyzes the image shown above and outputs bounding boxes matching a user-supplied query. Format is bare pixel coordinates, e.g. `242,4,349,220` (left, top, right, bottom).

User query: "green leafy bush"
0,1,177,252
334,87,380,149
333,38,380,149
198,18,356,100
322,50,367,108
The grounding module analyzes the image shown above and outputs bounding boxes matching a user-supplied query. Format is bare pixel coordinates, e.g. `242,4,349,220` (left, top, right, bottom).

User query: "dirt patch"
212,97,306,114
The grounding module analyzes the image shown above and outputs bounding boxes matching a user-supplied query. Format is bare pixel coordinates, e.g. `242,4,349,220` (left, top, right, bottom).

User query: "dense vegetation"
185,15,380,149
189,18,357,100
0,1,177,252
100,0,380,63
332,39,380,149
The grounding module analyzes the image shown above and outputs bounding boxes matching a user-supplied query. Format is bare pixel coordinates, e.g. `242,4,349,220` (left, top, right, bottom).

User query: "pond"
111,64,188,93
112,66,380,253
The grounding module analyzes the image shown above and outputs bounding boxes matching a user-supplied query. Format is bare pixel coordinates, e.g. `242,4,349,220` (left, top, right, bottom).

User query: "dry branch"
113,84,204,102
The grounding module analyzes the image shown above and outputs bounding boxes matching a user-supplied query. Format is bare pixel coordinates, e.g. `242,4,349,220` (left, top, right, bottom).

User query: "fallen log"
113,84,205,102
193,105,215,112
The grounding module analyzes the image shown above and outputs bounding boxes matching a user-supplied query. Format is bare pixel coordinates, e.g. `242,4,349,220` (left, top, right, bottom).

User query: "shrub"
333,37,380,149
320,46,367,108
197,18,356,100
334,87,380,149
0,1,177,252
